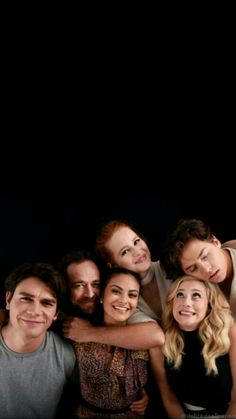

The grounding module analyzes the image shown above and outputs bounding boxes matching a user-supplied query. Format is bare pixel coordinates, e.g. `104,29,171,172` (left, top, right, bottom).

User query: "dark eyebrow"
111,285,139,293
110,285,123,290
19,291,56,304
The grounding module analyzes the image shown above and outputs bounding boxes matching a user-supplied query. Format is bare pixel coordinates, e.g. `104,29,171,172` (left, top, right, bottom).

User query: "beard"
68,296,100,320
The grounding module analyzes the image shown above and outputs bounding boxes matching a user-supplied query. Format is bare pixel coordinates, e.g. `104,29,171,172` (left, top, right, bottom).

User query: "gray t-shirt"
0,330,77,418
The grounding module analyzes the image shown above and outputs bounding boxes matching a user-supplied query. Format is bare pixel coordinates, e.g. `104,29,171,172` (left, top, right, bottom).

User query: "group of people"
0,217,235,418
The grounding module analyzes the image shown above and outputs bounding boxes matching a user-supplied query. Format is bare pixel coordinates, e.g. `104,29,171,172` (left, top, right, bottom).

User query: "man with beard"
58,249,156,417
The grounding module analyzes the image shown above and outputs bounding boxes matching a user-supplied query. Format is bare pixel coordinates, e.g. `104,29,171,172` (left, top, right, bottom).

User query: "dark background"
1,185,234,296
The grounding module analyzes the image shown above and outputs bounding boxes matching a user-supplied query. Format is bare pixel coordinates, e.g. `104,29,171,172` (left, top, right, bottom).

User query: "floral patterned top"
73,341,149,417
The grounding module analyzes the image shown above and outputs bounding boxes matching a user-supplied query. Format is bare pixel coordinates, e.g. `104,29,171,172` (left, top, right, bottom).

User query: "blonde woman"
150,275,236,418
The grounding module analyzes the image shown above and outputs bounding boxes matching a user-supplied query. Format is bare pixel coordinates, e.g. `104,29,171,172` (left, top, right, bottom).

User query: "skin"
63,257,165,350
100,272,146,416
107,226,151,278
102,273,140,326
2,277,57,353
150,278,236,418
62,260,152,415
67,260,100,314
173,279,209,331
180,237,232,284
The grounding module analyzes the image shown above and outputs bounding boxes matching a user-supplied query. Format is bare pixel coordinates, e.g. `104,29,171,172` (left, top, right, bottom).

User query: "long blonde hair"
162,275,234,375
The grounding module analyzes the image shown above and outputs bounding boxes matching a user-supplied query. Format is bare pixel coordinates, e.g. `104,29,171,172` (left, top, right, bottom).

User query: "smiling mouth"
112,306,128,312
179,311,195,316
21,319,43,324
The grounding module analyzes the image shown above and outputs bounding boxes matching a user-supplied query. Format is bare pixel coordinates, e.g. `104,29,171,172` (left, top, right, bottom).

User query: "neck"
1,324,45,353
141,263,154,286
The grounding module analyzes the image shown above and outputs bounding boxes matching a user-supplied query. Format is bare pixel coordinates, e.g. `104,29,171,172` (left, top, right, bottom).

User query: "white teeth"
179,311,194,316
113,306,128,311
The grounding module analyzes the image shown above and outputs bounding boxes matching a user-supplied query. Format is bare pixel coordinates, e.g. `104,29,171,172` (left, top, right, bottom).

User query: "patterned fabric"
76,404,144,419
73,342,148,414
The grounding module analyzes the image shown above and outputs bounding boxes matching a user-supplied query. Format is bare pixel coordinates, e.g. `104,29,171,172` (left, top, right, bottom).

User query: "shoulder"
46,331,75,358
222,240,236,250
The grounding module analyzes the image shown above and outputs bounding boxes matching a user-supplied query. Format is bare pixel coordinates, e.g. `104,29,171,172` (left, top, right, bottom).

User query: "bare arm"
62,317,165,349
226,323,236,417
149,346,185,419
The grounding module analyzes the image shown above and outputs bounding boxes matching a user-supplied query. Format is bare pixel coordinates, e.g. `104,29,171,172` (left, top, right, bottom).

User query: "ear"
212,235,221,247
53,310,59,321
5,291,12,310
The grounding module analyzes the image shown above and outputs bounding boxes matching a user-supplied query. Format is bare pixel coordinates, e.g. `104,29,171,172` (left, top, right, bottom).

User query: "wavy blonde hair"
162,275,234,375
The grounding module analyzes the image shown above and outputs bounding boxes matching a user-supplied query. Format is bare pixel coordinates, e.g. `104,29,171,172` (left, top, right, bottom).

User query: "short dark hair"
5,262,66,310
100,267,141,294
160,218,214,280
59,249,101,284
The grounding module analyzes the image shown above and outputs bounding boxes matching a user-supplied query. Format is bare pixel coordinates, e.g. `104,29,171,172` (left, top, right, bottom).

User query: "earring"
100,299,103,303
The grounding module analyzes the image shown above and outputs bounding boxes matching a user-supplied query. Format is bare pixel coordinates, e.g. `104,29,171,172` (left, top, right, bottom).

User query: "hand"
130,387,149,415
62,317,94,342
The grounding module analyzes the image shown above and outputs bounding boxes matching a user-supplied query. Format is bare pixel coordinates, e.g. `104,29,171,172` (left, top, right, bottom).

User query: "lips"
112,306,129,312
209,269,220,281
179,310,195,316
136,255,147,264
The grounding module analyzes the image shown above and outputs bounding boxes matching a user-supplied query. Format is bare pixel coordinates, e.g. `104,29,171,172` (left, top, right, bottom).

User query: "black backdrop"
1,190,234,291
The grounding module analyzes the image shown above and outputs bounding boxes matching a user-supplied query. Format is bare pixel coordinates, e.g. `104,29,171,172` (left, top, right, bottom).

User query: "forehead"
67,260,100,283
107,273,140,290
181,239,212,264
108,227,136,250
14,277,55,297
177,279,207,294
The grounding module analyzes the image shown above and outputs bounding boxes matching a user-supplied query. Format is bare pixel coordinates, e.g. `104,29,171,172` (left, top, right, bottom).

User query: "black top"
165,329,232,415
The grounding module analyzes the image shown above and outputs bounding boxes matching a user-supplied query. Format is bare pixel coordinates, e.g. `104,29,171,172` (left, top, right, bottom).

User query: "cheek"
93,289,100,298
71,289,83,299
130,299,138,309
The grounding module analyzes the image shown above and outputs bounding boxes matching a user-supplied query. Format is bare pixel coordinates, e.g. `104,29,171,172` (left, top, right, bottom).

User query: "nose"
198,260,212,276
26,301,41,315
84,284,95,298
117,293,129,305
182,294,191,306
131,248,141,257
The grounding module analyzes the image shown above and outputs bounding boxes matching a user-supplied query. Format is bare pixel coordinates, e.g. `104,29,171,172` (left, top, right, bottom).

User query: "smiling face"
6,277,58,340
106,227,151,278
102,272,140,326
173,278,209,331
67,260,100,315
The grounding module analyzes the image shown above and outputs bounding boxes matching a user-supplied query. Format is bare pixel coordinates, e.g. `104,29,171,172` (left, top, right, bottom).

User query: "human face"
107,227,151,278
180,238,229,283
6,277,57,340
173,279,209,331
67,260,100,315
103,273,140,326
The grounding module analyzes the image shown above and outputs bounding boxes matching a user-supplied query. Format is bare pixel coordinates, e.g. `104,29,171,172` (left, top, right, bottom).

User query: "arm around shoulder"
64,317,165,349
84,321,165,350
